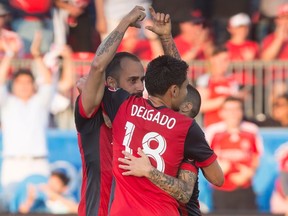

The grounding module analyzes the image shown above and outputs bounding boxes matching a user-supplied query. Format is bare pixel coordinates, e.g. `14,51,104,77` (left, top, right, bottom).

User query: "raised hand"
145,7,171,37
30,31,42,57
123,5,146,29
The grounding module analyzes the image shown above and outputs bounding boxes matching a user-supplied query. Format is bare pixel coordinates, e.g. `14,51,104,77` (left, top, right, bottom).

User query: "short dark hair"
51,170,70,186
105,52,141,81
223,96,244,110
12,69,35,83
145,55,188,96
184,84,201,118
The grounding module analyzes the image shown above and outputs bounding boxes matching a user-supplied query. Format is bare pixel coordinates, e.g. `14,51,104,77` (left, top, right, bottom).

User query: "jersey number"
123,121,167,172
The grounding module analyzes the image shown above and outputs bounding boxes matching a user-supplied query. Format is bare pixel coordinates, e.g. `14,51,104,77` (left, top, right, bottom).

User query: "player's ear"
106,76,117,89
170,85,179,98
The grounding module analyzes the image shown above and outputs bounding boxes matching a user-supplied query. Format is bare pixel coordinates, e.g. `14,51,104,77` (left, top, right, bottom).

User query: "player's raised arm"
119,148,197,203
81,6,146,117
145,7,181,60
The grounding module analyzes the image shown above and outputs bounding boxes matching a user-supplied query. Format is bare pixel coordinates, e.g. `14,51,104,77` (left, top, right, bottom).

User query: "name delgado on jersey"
131,105,176,129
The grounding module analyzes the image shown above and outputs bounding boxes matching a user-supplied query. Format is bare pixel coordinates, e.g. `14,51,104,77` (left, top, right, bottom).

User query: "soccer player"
75,6,200,216
118,84,204,216
99,55,223,215
74,6,146,216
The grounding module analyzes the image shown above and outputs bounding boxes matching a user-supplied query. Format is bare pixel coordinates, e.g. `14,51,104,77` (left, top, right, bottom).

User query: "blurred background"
0,0,287,215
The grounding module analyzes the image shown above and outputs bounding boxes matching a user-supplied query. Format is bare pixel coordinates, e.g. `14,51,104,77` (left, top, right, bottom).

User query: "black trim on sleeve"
184,121,216,166
102,87,130,122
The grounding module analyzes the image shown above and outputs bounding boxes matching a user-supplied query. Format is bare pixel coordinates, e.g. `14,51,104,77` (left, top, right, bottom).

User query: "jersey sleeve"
179,160,198,175
101,87,130,122
74,95,101,133
184,121,217,168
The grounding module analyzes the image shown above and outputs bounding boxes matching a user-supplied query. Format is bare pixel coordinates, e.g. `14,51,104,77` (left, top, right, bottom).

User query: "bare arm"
95,0,107,34
81,6,146,117
201,160,224,187
0,37,16,84
145,7,181,60
30,32,52,84
197,86,226,112
57,45,75,93
0,55,13,85
118,148,196,203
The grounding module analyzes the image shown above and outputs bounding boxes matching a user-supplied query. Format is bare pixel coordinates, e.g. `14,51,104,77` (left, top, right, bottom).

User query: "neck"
230,37,245,45
148,95,170,108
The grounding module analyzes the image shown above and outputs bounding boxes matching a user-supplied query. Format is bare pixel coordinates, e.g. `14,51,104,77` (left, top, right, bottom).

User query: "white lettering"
137,106,145,118
131,105,138,116
130,105,176,129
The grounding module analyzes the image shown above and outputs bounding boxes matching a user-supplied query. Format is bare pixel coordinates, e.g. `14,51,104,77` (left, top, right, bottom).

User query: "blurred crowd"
0,0,287,215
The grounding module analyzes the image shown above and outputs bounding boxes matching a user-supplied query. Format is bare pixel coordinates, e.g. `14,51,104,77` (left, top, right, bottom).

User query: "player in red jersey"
98,55,223,216
118,84,204,216
75,6,203,216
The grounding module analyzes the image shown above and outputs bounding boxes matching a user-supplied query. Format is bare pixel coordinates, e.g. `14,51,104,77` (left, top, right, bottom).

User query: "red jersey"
74,96,113,216
197,74,239,127
262,33,288,60
275,142,288,172
226,40,259,61
206,121,263,191
102,87,216,216
174,35,205,60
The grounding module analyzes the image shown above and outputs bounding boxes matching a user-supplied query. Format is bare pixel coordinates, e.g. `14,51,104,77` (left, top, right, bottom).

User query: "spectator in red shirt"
261,3,288,60
174,13,213,63
270,142,288,214
226,13,259,61
196,46,247,127
205,97,263,212
226,13,259,85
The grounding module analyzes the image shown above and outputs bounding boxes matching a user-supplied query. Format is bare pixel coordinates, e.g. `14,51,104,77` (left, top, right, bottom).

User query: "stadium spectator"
254,93,288,127
226,13,259,61
255,0,288,43
209,0,252,45
53,0,97,52
196,46,247,127
11,169,78,214
8,0,53,54
270,142,288,214
0,32,53,207
205,97,263,212
174,13,213,63
0,3,23,58
226,13,259,86
261,3,288,60
43,44,76,129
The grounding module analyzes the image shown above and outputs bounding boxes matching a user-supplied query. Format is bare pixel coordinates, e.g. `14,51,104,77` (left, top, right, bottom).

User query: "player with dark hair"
119,84,204,215
179,84,201,118
97,55,223,215
74,6,200,216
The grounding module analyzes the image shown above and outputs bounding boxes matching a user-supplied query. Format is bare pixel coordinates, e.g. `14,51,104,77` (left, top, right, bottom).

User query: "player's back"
110,96,193,216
